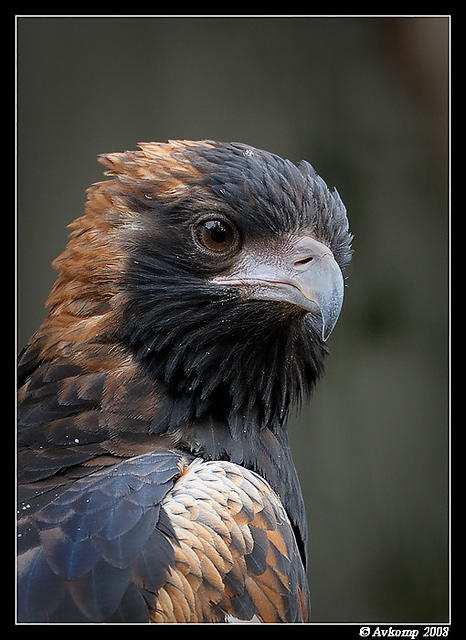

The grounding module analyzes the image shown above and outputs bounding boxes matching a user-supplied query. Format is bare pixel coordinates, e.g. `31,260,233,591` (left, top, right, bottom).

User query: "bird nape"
17,140,352,623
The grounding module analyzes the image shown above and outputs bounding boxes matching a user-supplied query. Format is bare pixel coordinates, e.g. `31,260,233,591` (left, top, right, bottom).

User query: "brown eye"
195,218,239,254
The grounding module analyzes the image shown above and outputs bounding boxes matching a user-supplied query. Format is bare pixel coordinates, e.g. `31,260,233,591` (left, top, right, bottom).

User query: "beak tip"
321,321,334,343
317,284,344,342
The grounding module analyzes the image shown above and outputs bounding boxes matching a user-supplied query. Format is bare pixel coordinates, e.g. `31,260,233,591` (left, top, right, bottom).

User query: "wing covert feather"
154,458,310,623
17,453,310,622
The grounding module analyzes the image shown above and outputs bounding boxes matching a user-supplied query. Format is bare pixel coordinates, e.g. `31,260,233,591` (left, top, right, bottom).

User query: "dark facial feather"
114,141,351,441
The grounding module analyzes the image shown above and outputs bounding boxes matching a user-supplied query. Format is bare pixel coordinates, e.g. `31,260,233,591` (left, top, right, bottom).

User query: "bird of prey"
17,140,352,623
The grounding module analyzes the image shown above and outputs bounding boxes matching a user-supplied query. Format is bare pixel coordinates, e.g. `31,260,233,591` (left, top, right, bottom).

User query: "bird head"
43,140,352,440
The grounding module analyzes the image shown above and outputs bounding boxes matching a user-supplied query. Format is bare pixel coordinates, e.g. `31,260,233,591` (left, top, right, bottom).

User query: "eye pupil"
195,218,238,254
205,220,227,244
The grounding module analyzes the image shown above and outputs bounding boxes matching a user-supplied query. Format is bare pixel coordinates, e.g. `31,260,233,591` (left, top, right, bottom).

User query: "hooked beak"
210,235,344,341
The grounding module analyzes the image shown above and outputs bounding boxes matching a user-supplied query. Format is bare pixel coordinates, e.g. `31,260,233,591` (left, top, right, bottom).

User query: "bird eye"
194,218,239,254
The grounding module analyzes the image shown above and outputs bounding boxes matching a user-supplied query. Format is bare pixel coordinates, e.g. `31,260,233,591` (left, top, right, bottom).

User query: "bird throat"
120,293,326,443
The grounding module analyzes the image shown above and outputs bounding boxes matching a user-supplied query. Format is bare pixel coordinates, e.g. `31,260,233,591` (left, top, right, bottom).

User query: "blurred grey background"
17,16,449,623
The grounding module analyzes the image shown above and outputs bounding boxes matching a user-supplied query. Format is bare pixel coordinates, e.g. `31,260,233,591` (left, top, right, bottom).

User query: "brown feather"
154,458,309,622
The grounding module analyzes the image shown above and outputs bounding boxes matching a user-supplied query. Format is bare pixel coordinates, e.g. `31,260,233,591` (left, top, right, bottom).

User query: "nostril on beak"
294,255,314,268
